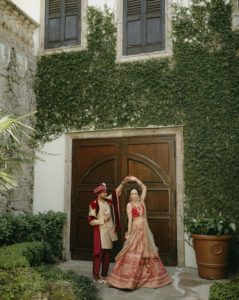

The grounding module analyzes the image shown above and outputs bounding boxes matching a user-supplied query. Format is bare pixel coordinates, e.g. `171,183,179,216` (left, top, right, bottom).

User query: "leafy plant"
0,242,45,269
34,265,100,300
184,213,236,236
0,110,36,192
0,268,45,299
0,265,100,300
0,211,66,262
209,279,239,300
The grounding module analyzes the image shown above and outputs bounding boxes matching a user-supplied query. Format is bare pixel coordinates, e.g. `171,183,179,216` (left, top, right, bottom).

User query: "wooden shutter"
48,0,61,44
126,0,142,48
45,0,81,49
123,0,165,55
64,0,78,40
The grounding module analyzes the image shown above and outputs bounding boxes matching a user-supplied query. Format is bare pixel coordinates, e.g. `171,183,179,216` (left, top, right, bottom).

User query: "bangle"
121,181,125,185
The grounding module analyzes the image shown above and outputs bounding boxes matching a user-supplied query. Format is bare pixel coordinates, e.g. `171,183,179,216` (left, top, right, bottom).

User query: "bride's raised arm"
128,176,147,203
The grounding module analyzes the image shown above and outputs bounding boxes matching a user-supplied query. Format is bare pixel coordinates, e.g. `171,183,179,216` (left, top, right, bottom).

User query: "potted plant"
185,212,236,280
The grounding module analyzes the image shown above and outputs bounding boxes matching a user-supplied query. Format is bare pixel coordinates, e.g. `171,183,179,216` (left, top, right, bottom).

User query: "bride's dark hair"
129,187,141,195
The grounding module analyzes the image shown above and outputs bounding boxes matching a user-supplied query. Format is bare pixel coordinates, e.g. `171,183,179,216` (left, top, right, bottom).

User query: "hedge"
209,280,239,300
0,266,100,300
0,242,45,269
0,211,66,262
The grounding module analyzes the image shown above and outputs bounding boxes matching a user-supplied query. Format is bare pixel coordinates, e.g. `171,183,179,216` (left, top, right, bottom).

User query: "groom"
88,179,128,283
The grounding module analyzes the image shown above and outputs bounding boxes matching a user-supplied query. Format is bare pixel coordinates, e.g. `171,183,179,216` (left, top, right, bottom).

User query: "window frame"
123,0,165,56
116,0,172,63
232,0,239,30
39,0,88,55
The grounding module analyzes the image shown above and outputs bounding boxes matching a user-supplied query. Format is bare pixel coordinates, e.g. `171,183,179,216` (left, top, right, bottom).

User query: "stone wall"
0,0,38,215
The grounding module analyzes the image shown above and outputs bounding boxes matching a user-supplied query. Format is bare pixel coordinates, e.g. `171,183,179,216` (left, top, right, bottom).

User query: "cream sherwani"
89,197,118,249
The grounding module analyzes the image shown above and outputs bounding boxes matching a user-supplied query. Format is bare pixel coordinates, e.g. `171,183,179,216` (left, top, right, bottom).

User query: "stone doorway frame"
63,126,185,266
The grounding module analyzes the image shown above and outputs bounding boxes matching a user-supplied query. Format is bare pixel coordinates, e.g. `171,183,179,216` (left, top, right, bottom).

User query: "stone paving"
58,260,213,300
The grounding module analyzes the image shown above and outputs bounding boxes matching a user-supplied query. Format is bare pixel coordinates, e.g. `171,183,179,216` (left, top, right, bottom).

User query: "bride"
107,176,172,289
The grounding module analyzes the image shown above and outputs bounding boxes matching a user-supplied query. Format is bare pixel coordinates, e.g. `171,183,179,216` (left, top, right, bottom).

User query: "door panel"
146,190,169,211
128,160,163,183
71,135,177,265
83,159,116,184
148,218,170,252
127,142,170,174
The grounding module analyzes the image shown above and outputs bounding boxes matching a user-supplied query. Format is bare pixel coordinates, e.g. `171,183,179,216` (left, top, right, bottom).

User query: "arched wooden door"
70,135,177,265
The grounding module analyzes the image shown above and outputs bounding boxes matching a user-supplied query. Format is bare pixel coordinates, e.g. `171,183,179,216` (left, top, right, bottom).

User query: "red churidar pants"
93,250,110,279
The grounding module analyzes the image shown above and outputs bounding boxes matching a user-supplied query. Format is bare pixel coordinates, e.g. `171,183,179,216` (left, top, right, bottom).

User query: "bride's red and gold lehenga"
107,202,172,289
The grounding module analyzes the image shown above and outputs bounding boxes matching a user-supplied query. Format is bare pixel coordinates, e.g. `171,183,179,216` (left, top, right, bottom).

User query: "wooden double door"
71,135,177,265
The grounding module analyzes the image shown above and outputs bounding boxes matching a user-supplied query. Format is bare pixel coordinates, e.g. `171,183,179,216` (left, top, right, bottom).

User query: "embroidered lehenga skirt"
107,218,172,289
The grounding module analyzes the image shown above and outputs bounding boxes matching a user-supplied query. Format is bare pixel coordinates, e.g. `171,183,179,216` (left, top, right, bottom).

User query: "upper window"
123,0,165,56
45,0,81,49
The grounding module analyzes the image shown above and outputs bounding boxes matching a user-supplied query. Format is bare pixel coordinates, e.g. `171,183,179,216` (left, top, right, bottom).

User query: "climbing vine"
35,2,239,266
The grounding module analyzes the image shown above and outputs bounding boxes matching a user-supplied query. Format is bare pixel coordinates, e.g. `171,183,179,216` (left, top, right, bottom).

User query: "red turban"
93,183,107,195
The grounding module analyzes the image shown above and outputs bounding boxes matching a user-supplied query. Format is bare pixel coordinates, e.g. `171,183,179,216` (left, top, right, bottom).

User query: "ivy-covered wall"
35,1,239,265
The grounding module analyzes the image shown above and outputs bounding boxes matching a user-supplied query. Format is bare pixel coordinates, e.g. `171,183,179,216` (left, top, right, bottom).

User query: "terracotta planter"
192,234,232,280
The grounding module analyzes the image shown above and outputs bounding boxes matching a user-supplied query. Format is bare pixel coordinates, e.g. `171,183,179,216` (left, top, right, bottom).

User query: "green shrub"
0,265,99,300
184,213,236,236
35,265,100,300
0,244,29,269
0,268,45,300
22,241,46,266
0,242,45,269
0,211,66,262
209,279,239,300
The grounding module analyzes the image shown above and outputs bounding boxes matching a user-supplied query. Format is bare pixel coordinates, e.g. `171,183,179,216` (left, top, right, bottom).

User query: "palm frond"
0,110,37,192
0,170,17,191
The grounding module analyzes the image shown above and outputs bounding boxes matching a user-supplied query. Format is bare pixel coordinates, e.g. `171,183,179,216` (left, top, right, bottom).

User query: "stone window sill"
38,44,87,56
116,50,172,64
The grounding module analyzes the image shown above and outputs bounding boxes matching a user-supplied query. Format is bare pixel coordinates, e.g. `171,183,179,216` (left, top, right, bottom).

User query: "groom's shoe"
101,275,108,283
93,276,107,284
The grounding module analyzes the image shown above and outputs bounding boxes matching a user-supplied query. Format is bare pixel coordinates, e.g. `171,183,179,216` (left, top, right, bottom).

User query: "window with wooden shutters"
123,0,165,55
45,0,81,49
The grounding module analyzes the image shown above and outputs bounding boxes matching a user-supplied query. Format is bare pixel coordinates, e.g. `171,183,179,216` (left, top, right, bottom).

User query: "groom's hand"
123,176,131,184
